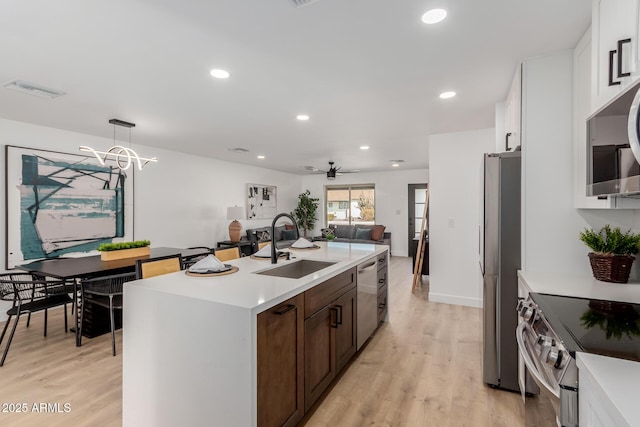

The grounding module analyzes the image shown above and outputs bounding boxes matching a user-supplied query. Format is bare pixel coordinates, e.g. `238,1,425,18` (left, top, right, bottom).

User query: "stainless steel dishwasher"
356,256,378,350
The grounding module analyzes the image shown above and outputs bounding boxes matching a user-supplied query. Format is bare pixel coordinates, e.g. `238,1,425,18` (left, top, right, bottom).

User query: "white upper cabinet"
591,0,640,113
503,66,522,152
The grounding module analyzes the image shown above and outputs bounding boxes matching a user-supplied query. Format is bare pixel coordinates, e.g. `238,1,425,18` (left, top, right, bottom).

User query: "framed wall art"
247,184,277,220
5,145,134,269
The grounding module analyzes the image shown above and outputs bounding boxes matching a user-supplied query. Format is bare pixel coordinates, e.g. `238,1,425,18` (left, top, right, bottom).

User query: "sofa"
245,225,300,252
313,224,391,252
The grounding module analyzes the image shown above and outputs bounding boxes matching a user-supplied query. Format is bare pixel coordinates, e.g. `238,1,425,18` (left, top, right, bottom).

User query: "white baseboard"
428,292,482,308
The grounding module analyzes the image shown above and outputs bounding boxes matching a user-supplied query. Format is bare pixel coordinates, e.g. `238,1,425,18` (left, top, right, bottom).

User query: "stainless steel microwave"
587,79,640,196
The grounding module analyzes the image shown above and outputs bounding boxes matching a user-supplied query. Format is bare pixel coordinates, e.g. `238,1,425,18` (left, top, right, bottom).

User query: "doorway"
408,183,428,255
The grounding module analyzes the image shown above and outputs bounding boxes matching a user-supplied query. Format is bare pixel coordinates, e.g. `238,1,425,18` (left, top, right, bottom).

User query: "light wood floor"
0,257,536,426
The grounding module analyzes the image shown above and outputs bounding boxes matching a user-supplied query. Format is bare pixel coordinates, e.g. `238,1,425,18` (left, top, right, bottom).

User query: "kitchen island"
122,242,389,427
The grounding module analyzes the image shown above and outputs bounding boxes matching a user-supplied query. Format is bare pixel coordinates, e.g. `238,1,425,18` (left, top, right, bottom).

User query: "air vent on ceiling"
228,147,250,153
289,0,321,8
3,80,66,99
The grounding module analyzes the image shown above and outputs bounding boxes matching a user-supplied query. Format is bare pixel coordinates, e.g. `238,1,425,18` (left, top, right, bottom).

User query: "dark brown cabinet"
334,287,357,372
257,294,304,427
304,267,357,411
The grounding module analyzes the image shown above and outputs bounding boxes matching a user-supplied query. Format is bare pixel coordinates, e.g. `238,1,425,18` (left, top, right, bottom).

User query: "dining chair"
79,272,136,356
213,247,240,261
182,247,214,269
135,254,183,279
257,241,271,251
0,273,73,366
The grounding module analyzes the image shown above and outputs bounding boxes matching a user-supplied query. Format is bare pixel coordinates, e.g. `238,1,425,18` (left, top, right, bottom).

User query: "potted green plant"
98,240,151,261
579,225,640,283
292,190,319,238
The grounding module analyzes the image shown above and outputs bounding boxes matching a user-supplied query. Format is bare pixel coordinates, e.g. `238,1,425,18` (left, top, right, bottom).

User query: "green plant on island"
292,190,319,237
98,240,151,252
579,225,640,255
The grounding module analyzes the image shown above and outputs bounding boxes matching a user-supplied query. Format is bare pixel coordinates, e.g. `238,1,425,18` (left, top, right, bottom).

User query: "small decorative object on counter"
579,225,640,283
98,240,151,261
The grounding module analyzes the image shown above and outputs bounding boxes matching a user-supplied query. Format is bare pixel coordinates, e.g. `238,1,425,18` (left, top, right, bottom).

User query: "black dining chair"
0,273,73,366
79,272,137,356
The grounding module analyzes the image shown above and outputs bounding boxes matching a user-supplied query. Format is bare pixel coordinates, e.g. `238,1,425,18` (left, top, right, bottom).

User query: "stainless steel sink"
255,259,337,279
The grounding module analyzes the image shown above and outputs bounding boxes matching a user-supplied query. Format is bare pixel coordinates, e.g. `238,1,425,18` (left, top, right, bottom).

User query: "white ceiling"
0,0,591,175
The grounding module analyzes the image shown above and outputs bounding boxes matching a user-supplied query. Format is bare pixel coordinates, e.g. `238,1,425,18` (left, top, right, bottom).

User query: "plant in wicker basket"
579,225,640,283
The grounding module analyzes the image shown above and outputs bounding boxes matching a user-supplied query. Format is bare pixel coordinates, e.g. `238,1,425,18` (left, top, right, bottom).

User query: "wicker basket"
587,252,635,283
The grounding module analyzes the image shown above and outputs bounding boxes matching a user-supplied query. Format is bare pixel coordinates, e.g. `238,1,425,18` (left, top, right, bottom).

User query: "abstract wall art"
247,184,277,220
5,145,134,268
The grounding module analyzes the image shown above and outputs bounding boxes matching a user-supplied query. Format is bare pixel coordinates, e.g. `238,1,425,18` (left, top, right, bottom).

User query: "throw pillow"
355,227,372,240
371,225,385,241
256,230,271,241
285,224,296,230
333,225,353,239
281,229,297,240
321,228,333,238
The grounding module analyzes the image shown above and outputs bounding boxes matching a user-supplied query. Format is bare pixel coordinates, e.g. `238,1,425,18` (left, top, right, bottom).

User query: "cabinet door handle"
330,307,339,328
505,132,512,151
335,305,343,325
609,50,622,86
618,38,632,78
274,304,296,315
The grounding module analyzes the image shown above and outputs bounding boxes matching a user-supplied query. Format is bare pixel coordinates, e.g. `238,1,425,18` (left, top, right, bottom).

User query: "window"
325,185,375,226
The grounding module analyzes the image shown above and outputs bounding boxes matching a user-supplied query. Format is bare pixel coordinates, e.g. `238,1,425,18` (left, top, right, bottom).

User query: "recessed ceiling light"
422,8,447,24
4,80,66,99
439,91,456,99
210,69,231,79
392,163,400,167
257,155,265,159
296,114,310,121
360,145,370,150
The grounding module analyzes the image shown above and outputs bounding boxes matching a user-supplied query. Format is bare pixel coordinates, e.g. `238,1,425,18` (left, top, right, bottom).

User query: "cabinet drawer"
377,268,387,290
377,292,388,322
377,252,388,271
304,268,356,318
377,283,387,298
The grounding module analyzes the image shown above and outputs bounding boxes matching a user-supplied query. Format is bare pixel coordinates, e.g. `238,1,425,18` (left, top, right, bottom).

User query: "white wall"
300,168,428,257
0,117,300,259
428,128,495,308
522,51,640,278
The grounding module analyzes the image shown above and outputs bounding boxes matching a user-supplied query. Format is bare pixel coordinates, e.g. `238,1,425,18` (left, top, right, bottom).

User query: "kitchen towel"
254,244,272,258
291,238,315,248
188,254,227,273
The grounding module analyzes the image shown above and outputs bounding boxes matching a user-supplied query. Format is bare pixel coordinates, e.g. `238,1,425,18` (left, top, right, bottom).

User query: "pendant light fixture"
79,119,158,171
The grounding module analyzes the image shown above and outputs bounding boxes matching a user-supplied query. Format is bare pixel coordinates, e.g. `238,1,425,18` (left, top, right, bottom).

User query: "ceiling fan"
304,161,359,180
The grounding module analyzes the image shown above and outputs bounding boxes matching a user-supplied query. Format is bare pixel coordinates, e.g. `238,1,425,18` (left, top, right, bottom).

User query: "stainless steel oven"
517,292,640,426
516,297,578,426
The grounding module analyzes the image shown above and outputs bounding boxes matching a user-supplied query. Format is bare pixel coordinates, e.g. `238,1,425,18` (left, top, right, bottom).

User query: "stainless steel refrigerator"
481,151,521,392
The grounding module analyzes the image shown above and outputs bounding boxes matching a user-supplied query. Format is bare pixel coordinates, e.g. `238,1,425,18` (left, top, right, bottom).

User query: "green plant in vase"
292,190,319,238
579,225,640,283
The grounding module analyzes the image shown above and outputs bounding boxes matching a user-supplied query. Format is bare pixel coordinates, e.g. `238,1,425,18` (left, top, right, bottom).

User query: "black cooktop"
531,293,640,362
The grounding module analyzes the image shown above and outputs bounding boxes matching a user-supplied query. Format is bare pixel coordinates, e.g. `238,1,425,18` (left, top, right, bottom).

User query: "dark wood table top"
14,247,211,280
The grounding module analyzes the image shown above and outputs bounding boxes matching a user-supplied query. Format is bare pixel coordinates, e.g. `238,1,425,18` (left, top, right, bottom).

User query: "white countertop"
127,241,387,313
576,352,640,426
518,270,640,304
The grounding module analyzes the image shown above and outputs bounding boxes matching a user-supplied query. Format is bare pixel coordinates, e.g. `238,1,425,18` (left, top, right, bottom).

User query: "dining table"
15,247,211,346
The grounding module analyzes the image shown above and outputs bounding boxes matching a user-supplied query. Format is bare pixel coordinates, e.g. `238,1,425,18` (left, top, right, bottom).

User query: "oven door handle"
515,322,560,399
